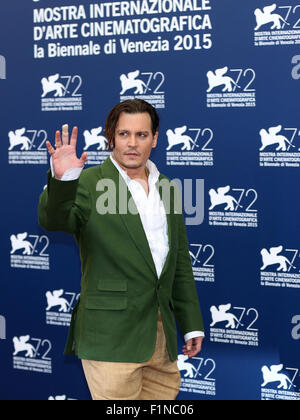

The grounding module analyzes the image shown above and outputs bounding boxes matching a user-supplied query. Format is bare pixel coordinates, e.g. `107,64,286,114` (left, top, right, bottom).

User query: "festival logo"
208,185,258,228
189,243,215,283
41,74,83,111
8,128,48,165
254,4,300,47
178,355,216,397
119,70,165,108
260,245,300,288
46,290,79,327
13,334,52,374
48,395,77,400
209,303,259,347
206,66,256,108
10,232,50,270
259,125,300,168
261,364,300,400
83,126,110,166
165,126,214,167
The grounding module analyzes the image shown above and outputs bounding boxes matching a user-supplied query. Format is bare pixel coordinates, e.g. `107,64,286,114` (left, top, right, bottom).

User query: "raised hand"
46,125,88,180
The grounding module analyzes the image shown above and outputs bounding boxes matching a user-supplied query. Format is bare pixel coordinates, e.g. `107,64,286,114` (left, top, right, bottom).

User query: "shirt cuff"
50,157,83,181
184,331,205,342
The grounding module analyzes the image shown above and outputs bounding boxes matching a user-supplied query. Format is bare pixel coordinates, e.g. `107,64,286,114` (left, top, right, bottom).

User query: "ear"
152,131,159,148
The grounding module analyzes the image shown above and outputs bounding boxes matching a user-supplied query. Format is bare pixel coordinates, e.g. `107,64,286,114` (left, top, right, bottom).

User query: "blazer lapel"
99,157,158,279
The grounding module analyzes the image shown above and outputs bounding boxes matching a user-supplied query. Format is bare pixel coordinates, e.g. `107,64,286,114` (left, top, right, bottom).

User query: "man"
38,99,204,400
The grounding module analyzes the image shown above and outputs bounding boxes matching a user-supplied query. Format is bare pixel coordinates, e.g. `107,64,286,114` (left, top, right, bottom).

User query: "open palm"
46,125,87,179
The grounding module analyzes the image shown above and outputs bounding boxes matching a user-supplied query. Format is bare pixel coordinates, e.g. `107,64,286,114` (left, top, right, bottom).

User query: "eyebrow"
116,129,150,133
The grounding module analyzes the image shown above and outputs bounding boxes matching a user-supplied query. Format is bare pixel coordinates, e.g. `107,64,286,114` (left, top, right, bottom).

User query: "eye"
119,131,128,137
138,132,148,138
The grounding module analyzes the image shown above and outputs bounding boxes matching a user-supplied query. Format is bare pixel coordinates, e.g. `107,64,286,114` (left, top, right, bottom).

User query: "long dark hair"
105,99,160,149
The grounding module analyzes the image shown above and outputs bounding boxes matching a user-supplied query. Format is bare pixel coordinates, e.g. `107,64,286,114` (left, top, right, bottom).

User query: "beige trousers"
81,309,181,400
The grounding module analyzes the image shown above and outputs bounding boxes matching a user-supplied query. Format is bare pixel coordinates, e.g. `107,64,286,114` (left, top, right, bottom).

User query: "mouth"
125,153,139,157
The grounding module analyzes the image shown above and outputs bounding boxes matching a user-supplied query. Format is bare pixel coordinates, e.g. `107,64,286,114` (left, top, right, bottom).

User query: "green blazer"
38,157,204,362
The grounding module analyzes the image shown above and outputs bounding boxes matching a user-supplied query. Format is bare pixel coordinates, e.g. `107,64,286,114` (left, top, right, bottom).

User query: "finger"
70,126,78,147
185,344,202,358
46,141,55,156
62,124,69,145
182,342,202,355
55,130,62,148
80,152,88,165
185,340,193,351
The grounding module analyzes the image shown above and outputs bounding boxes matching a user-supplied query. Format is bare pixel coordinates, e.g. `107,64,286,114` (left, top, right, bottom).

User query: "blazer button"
157,284,161,291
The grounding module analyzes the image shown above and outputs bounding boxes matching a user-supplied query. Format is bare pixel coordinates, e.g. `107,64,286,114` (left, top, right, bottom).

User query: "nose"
127,134,138,148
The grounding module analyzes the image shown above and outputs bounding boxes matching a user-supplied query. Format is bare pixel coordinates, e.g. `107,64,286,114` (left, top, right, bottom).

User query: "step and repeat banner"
1,0,300,400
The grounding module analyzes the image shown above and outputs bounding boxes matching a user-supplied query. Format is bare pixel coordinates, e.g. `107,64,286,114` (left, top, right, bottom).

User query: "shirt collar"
109,153,160,186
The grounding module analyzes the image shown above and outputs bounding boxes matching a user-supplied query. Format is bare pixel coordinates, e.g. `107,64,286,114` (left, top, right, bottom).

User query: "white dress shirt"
110,154,169,279
50,155,204,341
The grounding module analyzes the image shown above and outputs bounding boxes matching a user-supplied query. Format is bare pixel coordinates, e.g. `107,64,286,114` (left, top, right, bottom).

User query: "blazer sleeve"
38,170,91,234
172,210,205,336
